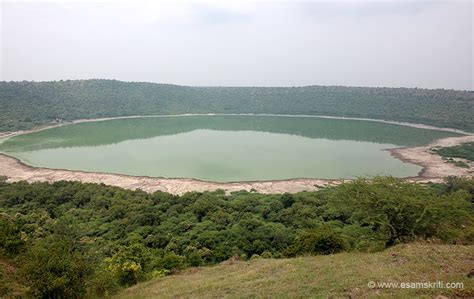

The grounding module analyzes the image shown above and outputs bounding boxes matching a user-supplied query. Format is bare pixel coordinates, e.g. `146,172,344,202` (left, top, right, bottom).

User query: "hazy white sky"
1,0,472,90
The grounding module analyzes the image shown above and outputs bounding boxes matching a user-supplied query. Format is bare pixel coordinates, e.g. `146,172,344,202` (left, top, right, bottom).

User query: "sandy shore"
69,114,473,135
0,115,472,195
388,135,474,179
0,154,337,194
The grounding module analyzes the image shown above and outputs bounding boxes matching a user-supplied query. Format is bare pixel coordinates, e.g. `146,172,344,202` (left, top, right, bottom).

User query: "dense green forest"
0,177,472,297
0,80,473,132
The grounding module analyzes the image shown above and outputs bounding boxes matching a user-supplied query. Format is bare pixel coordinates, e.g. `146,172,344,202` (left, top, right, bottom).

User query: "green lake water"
0,115,460,182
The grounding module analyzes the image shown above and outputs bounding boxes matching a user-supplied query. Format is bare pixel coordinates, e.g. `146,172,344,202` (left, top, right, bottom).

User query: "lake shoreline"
0,153,340,194
0,114,472,194
387,135,474,179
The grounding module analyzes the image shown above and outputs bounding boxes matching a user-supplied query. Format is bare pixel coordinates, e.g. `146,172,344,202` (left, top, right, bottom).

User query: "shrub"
105,242,153,286
86,266,120,297
21,235,90,298
286,226,349,256
0,215,25,256
159,252,185,270
250,254,261,260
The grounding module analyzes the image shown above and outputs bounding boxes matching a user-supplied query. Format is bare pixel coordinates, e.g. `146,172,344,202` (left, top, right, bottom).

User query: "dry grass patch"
115,243,473,299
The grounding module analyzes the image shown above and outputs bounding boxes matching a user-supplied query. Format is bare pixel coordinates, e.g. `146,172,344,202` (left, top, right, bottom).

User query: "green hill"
1,80,473,132
116,243,473,298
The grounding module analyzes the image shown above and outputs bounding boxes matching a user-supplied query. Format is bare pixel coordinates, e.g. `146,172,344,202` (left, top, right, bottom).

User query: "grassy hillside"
116,243,473,298
0,80,473,132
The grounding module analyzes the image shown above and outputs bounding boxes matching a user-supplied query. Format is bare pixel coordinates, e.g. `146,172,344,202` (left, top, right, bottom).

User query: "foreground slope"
116,243,473,298
1,178,472,297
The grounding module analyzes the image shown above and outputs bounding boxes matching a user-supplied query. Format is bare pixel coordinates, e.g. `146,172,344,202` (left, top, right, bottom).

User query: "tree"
22,235,90,298
286,226,349,256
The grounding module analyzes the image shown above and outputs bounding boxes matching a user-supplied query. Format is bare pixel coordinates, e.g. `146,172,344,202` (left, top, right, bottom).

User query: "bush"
159,253,185,271
86,267,120,297
186,250,204,267
21,235,90,298
286,226,349,256
0,215,25,256
250,254,261,260
442,176,474,202
105,242,153,286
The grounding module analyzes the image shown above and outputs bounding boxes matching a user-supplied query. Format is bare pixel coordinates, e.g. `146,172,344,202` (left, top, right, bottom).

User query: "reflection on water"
0,115,459,151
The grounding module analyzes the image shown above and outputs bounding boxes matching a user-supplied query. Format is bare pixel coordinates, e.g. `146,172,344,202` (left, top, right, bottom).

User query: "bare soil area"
0,154,336,194
388,135,474,179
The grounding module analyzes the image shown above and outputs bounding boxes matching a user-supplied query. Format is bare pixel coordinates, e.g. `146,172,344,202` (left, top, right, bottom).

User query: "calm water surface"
0,115,460,182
